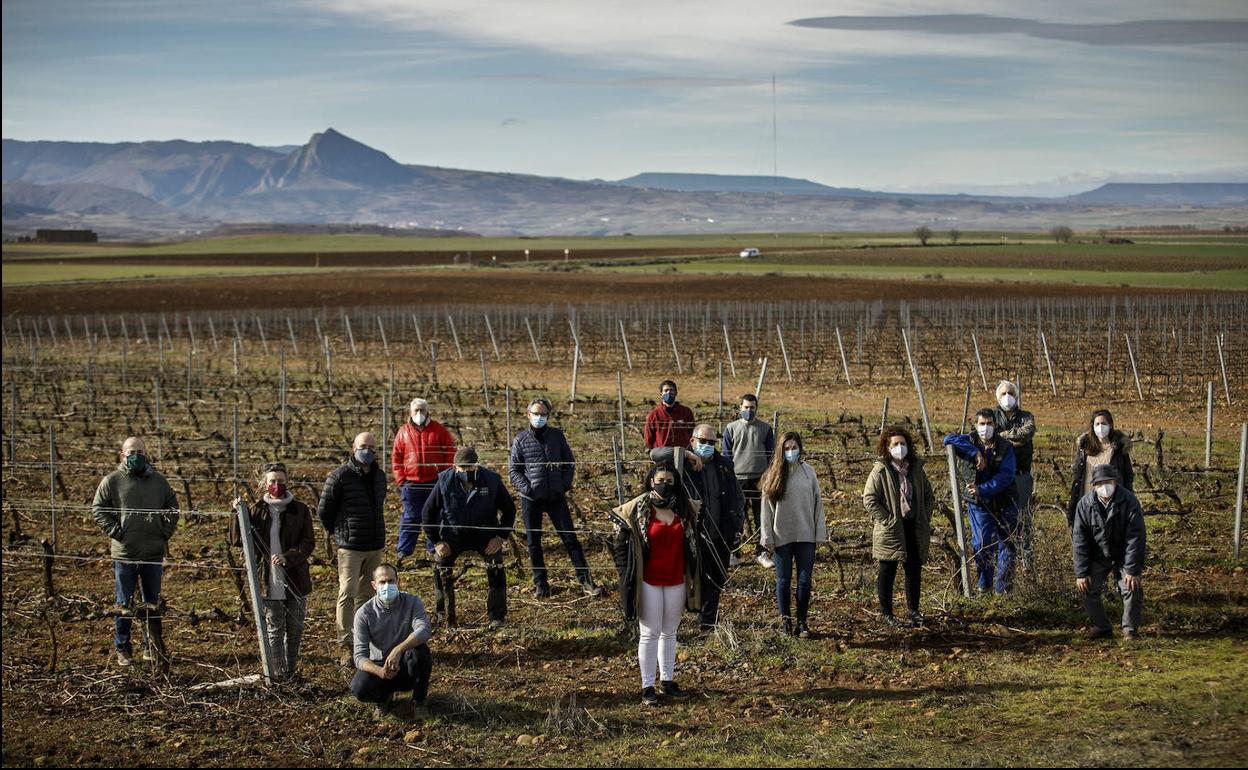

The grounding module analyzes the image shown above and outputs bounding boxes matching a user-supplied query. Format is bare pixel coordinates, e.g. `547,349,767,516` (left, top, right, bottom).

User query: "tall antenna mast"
772,72,778,240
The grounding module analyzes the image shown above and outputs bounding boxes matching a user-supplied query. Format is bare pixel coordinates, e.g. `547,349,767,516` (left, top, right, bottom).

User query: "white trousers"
638,581,684,688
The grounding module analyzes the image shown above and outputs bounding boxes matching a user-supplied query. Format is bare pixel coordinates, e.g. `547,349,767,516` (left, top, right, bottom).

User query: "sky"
3,0,1247,195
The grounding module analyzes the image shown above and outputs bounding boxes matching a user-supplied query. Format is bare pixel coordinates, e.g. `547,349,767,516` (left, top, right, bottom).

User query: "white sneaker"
756,553,775,569
728,554,743,568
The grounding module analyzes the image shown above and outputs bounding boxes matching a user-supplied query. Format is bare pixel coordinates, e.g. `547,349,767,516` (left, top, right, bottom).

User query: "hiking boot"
408,700,431,720
1084,627,1113,640
641,687,659,706
908,610,927,627
580,580,603,597
115,648,134,667
534,584,551,599
659,680,689,699
488,619,505,631
882,614,905,628
756,553,775,569
796,622,812,639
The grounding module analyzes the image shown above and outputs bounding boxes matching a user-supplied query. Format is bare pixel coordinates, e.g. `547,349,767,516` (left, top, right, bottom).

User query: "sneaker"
1122,628,1140,641
882,614,905,628
796,622,812,639
641,687,659,706
534,584,551,599
372,703,391,721
756,553,775,569
580,580,603,597
488,619,505,631
142,647,155,662
115,648,134,667
659,680,690,699
782,617,794,637
1084,627,1113,640
908,610,927,627
728,554,743,568
394,553,408,571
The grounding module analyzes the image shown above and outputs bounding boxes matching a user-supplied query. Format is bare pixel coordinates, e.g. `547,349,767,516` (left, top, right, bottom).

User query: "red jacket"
644,403,696,450
391,420,456,484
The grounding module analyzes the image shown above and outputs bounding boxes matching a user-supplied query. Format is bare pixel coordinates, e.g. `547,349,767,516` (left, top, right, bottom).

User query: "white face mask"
412,412,429,426
999,394,1017,410
1094,423,1111,440
889,443,908,461
1095,482,1116,500
976,423,995,441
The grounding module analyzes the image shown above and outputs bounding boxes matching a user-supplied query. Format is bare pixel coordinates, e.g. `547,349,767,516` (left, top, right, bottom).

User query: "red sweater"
391,420,456,484
643,512,686,587
644,403,696,450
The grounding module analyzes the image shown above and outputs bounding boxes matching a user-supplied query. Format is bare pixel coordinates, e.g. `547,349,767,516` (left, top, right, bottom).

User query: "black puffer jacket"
317,459,388,551
508,426,575,501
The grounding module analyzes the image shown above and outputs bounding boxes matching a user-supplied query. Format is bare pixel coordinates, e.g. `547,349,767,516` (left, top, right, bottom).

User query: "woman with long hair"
863,426,934,626
760,432,826,638
229,462,316,679
611,460,702,706
1067,409,1134,527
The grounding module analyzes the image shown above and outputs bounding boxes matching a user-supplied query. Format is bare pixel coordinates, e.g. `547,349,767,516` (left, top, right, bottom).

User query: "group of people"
89,377,1146,716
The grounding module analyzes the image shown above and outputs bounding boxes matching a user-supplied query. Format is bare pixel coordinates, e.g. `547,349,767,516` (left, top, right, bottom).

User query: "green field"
0,263,323,284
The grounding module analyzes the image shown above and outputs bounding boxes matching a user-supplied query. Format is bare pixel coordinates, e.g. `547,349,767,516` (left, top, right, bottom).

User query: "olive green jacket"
863,457,934,564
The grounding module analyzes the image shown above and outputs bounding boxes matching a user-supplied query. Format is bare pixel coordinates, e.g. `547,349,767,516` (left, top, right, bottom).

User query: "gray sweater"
353,592,431,669
723,418,775,479
760,462,827,548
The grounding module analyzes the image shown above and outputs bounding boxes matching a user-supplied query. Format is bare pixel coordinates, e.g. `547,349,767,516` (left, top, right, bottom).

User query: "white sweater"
760,462,827,548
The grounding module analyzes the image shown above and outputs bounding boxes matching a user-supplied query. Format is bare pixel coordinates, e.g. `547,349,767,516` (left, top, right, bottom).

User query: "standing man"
422,447,517,629
319,431,388,667
92,436,179,667
722,394,775,568
1072,465,1146,640
391,398,455,573
351,563,434,721
993,380,1036,570
644,379,696,450
943,410,1019,594
650,424,744,631
509,397,600,598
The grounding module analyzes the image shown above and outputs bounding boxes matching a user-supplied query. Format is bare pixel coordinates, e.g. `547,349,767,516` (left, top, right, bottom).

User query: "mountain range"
4,129,1246,238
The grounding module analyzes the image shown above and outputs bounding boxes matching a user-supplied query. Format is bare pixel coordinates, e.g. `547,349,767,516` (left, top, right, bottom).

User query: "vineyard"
3,291,1247,766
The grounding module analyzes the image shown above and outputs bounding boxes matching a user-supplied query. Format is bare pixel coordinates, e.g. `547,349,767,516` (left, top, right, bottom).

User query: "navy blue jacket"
943,433,1018,519
421,466,517,544
508,426,575,502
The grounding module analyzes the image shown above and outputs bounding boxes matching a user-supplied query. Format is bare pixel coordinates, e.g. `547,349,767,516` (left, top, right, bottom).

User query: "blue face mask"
661,392,676,406
354,448,375,466
376,583,398,604
529,414,548,429
784,449,801,463
693,442,715,459
741,408,755,421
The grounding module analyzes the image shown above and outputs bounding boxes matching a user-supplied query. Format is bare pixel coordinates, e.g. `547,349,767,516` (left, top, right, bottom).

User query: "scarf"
891,459,912,519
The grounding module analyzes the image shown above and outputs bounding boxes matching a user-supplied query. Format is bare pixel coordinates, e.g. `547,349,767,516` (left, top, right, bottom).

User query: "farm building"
34,228,98,243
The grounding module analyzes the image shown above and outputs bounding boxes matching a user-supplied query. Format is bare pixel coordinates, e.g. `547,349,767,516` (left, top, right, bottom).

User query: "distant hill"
1070,183,1248,206
4,131,1246,237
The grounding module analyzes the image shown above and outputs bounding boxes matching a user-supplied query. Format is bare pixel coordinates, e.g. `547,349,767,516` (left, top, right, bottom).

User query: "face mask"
693,442,715,459
456,470,476,485
1095,482,1115,500
661,393,676,406
976,424,994,441
999,394,1017,410
650,481,676,507
784,449,801,463
354,448,375,466
266,482,287,499
529,414,548,429
889,444,908,461
124,453,147,475
412,412,428,426
376,583,398,604
741,407,755,421
1094,423,1111,440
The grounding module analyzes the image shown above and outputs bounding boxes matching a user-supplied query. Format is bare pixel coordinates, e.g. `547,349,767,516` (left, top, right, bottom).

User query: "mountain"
1069,183,1248,206
4,131,1247,237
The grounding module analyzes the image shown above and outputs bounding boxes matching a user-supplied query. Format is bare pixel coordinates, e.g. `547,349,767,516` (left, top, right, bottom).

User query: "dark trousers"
434,535,507,624
735,478,763,555
699,536,731,627
114,561,163,652
398,482,436,557
878,517,922,616
350,645,433,704
774,541,816,623
522,496,590,589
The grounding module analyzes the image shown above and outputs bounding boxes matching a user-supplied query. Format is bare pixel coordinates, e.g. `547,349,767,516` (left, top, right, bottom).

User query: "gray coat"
1071,487,1146,578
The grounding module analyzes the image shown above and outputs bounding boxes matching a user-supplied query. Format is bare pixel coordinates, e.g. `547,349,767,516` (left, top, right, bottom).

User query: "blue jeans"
774,542,816,623
968,504,1018,593
397,482,436,556
114,561,163,651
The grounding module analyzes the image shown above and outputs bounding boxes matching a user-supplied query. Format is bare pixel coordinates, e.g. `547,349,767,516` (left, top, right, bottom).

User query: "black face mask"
650,481,676,508
456,470,476,486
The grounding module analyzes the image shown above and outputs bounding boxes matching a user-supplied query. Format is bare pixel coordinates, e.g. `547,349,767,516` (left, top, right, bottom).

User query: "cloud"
788,15,1248,46
499,117,524,127
466,73,763,89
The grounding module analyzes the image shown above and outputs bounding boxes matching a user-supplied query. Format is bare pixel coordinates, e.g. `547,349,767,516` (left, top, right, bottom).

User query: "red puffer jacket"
391,420,456,484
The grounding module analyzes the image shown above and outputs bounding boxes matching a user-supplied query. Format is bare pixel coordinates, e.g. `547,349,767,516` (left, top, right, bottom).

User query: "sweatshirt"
353,592,432,669
760,462,827,548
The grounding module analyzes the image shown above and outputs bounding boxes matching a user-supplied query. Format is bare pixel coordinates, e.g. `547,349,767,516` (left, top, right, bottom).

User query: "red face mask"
267,482,287,499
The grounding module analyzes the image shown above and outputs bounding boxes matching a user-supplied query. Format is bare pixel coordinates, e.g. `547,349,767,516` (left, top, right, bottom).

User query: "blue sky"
3,0,1246,195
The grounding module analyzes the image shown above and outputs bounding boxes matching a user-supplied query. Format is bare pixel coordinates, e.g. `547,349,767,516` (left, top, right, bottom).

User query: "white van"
739,247,761,258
